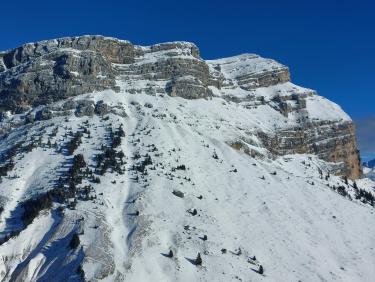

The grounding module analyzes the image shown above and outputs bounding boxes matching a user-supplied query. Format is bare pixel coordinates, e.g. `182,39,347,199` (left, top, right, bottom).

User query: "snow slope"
0,87,373,282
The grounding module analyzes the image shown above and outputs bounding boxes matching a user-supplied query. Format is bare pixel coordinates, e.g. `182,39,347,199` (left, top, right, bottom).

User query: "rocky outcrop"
116,41,212,99
1,35,136,69
207,54,361,178
166,76,212,99
207,54,290,90
0,36,132,112
258,121,362,178
0,49,117,112
150,42,200,58
0,37,214,110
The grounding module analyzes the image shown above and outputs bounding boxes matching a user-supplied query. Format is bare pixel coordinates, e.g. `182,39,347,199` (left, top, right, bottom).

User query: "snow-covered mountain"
363,158,375,169
364,167,375,181
363,159,375,181
0,35,374,282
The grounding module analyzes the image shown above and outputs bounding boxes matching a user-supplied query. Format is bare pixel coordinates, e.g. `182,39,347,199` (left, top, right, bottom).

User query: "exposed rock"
258,121,362,178
172,190,184,198
95,100,109,116
75,100,95,117
270,93,309,117
1,35,137,69
62,99,77,111
116,41,211,99
150,42,200,59
166,76,212,99
35,107,53,121
0,48,116,112
144,102,153,109
110,106,128,118
207,54,290,90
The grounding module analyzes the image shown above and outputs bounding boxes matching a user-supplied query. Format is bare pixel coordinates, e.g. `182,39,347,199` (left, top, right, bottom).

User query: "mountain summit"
0,35,373,281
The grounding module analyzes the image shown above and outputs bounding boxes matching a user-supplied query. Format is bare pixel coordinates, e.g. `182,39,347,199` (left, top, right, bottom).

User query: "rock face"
208,54,290,90
206,54,362,178
116,41,212,99
0,36,135,112
0,35,361,178
258,121,361,178
1,35,136,68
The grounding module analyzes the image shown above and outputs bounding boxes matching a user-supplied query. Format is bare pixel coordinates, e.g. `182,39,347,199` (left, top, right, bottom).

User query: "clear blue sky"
1,0,374,119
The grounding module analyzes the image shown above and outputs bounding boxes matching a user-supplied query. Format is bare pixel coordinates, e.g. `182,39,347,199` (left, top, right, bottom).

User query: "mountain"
363,159,375,181
363,158,375,169
0,35,374,282
363,166,375,181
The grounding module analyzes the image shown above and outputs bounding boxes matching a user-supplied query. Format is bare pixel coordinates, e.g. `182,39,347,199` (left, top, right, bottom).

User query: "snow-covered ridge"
364,166,375,181
207,53,288,79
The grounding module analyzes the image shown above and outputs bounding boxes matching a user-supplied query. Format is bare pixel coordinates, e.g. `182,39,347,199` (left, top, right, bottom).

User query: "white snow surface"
305,95,351,122
0,50,373,281
207,54,287,79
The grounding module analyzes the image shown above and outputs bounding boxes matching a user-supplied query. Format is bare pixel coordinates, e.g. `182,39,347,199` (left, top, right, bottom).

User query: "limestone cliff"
0,35,361,178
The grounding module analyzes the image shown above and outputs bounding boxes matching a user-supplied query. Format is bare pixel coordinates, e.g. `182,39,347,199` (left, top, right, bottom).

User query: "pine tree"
69,233,80,249
195,253,202,265
258,264,264,274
